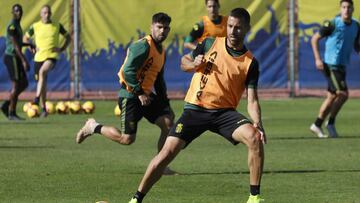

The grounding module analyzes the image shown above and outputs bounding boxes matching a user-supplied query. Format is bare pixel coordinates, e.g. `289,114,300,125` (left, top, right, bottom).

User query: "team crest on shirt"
175,123,183,133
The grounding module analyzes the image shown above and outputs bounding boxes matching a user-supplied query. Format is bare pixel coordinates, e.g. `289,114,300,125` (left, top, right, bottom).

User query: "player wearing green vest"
76,13,177,175
1,4,31,120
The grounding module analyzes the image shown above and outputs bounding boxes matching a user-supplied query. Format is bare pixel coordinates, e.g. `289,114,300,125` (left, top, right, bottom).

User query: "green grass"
0,98,359,203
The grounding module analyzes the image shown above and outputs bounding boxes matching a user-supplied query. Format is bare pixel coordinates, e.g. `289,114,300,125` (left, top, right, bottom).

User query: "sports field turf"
0,98,359,203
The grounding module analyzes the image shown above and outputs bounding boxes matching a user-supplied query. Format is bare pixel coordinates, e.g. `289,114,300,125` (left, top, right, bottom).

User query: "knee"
245,128,262,151
158,116,174,132
336,91,348,101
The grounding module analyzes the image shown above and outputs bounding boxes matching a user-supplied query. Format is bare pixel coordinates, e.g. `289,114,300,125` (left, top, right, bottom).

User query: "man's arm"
23,25,36,53
183,22,204,50
311,32,324,70
247,88,266,144
55,24,70,52
181,38,214,72
8,26,29,71
354,22,360,54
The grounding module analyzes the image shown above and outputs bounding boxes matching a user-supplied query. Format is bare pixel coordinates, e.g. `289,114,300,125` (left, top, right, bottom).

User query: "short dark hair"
42,4,52,13
152,12,171,24
12,4,22,11
230,8,251,25
205,0,219,5
340,0,353,6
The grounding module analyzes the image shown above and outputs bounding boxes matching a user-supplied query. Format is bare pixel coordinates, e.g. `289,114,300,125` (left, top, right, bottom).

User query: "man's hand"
315,59,324,70
253,123,267,144
193,54,205,68
138,94,151,106
21,59,29,72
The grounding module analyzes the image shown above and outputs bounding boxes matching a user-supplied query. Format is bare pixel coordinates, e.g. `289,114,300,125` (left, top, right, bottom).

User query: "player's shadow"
271,135,359,140
178,169,360,176
0,145,55,149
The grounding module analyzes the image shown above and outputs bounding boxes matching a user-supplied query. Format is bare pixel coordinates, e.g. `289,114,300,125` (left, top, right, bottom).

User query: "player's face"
40,7,52,23
151,22,170,43
206,0,220,20
12,6,23,20
340,2,353,20
226,16,250,48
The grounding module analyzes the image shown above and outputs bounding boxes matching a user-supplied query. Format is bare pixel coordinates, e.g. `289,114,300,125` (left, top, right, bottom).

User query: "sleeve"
245,58,260,89
154,62,170,105
191,37,215,59
59,23,68,35
25,25,34,37
184,21,204,43
121,40,150,94
7,24,16,36
319,20,335,37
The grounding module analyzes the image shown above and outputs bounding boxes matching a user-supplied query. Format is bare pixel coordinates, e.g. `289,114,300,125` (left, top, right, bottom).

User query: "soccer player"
23,5,71,117
76,13,176,175
129,8,266,203
1,4,30,120
310,0,360,138
183,0,228,50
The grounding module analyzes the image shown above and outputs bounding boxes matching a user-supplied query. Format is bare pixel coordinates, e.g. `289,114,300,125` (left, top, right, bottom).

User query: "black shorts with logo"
323,63,347,93
3,54,28,82
34,58,57,81
118,93,172,134
169,108,252,147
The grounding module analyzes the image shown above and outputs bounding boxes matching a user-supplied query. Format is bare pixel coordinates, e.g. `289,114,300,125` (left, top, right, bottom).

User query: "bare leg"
317,92,336,120
138,136,185,194
36,60,54,108
100,125,135,145
329,90,348,118
232,124,264,186
154,114,174,152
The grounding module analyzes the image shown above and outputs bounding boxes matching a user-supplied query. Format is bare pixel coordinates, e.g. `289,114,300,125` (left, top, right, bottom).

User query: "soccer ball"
27,104,39,118
23,102,32,113
69,101,81,114
82,101,95,114
45,101,55,114
114,104,121,116
55,101,67,114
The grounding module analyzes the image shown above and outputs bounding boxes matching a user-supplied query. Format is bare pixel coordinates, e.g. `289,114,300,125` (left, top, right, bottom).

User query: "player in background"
23,5,70,117
310,0,360,138
1,4,31,120
129,8,266,203
76,12,177,175
183,0,228,50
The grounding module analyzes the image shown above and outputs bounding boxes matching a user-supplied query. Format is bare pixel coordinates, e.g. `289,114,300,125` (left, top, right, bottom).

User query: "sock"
94,124,103,134
328,117,335,125
314,117,324,127
34,97,40,105
250,185,260,196
134,191,145,202
9,110,15,116
42,107,47,112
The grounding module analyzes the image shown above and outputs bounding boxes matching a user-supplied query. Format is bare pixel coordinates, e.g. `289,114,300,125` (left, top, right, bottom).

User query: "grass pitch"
0,98,359,203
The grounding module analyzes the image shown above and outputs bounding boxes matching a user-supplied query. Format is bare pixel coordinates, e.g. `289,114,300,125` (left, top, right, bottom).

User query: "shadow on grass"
0,145,55,149
157,169,360,176
271,135,359,140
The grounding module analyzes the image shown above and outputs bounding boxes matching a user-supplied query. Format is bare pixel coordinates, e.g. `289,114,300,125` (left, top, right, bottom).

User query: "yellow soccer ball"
56,101,67,114
27,104,39,118
82,101,95,114
69,101,81,114
23,102,32,113
114,104,121,116
45,101,55,114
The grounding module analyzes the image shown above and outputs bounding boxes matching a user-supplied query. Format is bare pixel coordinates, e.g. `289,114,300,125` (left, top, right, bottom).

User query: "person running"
310,0,360,138
183,0,228,50
129,8,266,203
1,4,30,120
76,12,177,175
23,5,70,117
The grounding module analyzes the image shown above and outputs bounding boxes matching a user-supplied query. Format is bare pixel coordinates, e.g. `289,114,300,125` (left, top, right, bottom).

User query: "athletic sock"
133,191,145,203
250,185,260,196
9,110,15,116
328,117,335,125
34,97,40,105
94,124,103,134
314,117,324,127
